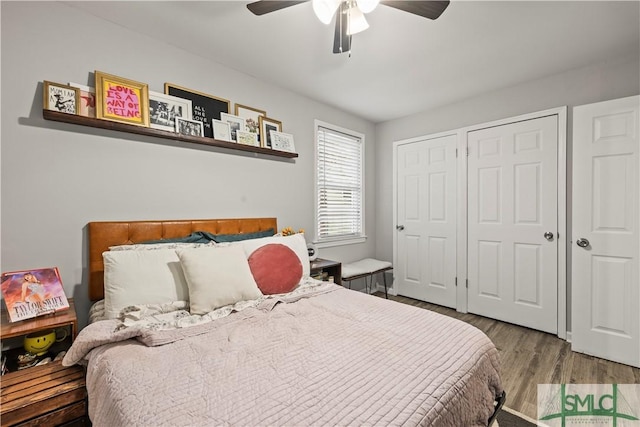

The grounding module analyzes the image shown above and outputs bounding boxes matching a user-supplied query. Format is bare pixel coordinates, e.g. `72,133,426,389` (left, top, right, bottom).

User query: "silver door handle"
396,225,405,231
576,238,590,248
544,232,554,241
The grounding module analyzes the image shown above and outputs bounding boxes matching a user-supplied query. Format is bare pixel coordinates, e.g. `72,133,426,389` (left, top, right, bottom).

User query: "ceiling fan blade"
246,0,309,16
379,0,450,20
332,2,352,54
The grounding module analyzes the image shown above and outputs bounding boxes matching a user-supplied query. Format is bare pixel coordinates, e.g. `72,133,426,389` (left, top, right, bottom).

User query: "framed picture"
212,119,232,142
43,81,79,115
234,103,266,139
258,116,282,149
149,91,193,132
95,71,149,127
68,82,95,118
165,83,230,138
220,112,245,142
175,117,204,137
237,130,259,147
270,131,296,153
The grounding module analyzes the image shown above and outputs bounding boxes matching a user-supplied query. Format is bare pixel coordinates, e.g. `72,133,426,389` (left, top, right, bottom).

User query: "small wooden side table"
1,299,88,426
310,258,342,286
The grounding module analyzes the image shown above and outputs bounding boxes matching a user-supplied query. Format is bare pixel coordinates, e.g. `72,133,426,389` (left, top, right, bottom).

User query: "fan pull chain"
347,3,351,57
340,2,345,53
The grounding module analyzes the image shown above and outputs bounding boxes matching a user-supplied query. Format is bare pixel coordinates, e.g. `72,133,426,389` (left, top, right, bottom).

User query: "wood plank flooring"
374,293,640,419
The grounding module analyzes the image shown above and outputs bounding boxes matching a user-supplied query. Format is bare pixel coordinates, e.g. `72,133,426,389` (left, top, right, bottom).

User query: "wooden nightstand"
1,299,88,426
310,258,342,286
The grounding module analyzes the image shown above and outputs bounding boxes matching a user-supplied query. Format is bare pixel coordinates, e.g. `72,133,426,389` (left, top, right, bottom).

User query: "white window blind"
316,123,364,244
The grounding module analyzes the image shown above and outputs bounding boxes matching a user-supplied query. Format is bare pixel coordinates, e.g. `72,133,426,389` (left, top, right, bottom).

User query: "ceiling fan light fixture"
312,0,341,24
346,4,369,35
356,0,379,14
246,0,451,55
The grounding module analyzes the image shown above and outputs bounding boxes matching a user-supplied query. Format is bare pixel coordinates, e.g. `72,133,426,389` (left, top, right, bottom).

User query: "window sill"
314,236,367,249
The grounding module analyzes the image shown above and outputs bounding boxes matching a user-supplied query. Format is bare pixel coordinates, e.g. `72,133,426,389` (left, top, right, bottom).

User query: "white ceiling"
65,0,639,123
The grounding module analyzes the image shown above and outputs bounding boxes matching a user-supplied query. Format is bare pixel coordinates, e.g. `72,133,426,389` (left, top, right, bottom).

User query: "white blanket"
64,285,502,426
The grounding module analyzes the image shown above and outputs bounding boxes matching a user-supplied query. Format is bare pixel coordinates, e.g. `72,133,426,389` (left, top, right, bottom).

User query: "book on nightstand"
1,267,69,322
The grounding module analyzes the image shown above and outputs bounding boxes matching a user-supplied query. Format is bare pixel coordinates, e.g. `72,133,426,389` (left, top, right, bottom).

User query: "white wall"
0,1,376,327
375,51,640,328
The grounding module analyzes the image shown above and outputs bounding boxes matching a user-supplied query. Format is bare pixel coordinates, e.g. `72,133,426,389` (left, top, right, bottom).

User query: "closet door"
467,115,558,334
395,134,457,308
572,95,639,367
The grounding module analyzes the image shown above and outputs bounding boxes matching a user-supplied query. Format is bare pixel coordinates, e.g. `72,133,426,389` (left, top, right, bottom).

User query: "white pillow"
176,245,263,315
103,249,189,319
241,233,310,276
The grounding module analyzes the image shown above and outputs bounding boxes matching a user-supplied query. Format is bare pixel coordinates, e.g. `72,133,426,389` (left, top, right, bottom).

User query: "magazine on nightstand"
1,267,69,322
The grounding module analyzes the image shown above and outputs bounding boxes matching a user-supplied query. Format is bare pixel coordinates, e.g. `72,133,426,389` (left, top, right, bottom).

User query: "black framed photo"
165,83,230,138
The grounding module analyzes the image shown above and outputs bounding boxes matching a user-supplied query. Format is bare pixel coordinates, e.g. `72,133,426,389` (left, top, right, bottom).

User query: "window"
315,120,365,247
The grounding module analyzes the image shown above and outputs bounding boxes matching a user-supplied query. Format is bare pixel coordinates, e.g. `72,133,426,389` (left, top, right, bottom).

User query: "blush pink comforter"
65,285,502,426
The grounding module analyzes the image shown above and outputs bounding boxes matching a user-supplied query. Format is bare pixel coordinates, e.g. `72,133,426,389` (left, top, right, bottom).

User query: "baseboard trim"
375,283,397,296
502,406,543,425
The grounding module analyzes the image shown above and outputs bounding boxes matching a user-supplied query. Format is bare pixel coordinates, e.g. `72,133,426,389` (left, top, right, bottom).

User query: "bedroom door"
395,134,457,308
467,115,558,334
572,95,639,367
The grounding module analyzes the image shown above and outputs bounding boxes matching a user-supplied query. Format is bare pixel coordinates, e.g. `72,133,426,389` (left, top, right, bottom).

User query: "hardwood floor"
374,293,640,419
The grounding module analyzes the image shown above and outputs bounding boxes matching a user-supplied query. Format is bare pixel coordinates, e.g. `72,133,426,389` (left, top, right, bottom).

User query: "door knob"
396,225,405,231
576,238,590,248
544,232,554,241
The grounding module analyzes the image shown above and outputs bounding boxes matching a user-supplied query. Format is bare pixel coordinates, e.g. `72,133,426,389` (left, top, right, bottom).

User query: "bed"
64,217,505,426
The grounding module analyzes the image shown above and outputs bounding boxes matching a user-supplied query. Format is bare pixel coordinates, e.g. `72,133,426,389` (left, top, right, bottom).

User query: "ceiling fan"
246,0,450,55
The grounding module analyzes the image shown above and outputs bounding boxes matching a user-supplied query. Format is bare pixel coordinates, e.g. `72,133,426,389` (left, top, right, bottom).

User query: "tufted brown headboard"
88,217,277,301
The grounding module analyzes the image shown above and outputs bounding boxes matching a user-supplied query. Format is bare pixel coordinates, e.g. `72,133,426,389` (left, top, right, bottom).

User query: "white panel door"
467,116,558,333
396,135,457,308
572,95,639,367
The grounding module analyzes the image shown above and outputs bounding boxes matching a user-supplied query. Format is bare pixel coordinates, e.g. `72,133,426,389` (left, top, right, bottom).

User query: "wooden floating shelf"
42,110,298,159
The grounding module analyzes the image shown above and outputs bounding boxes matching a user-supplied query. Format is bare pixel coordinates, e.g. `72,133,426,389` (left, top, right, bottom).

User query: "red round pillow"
248,243,303,294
